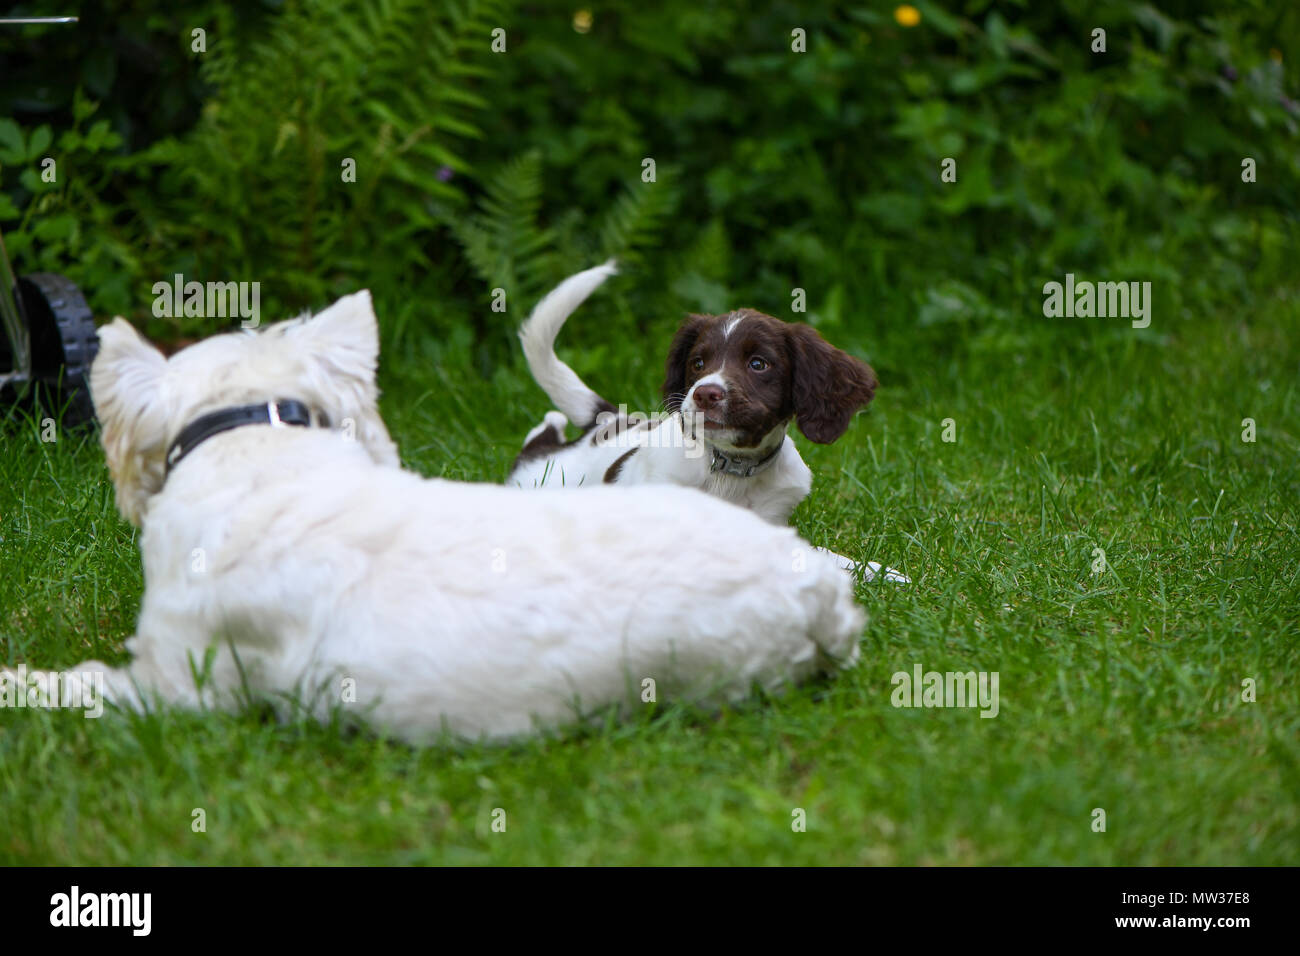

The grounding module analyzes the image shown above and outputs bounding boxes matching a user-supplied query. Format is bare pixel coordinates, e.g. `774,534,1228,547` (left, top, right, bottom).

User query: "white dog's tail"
519,260,618,429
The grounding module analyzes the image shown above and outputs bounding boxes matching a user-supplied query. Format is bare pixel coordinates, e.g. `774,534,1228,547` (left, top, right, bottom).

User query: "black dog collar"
709,442,782,478
164,400,318,477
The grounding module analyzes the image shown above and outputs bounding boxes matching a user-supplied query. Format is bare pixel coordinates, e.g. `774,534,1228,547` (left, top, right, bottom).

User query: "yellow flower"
573,10,593,34
895,5,921,28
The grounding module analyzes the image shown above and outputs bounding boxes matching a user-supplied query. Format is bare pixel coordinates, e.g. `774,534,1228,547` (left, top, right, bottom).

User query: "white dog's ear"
291,289,381,383
90,319,170,526
289,290,399,467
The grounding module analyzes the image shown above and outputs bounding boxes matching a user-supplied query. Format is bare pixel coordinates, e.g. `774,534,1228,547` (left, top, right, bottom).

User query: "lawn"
1,284,1296,865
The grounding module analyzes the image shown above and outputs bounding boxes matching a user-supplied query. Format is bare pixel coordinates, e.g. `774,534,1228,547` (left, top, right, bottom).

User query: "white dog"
3,292,864,743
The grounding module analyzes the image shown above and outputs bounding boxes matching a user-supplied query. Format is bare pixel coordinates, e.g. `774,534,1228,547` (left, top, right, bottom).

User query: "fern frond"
597,168,682,265
442,150,559,308
118,0,512,320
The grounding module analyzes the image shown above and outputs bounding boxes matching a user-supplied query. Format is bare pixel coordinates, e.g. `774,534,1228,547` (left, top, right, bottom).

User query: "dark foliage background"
2,0,1297,374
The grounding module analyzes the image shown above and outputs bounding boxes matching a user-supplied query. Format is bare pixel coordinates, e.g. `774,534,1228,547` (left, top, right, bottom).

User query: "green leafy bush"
0,0,1295,367
0,90,133,307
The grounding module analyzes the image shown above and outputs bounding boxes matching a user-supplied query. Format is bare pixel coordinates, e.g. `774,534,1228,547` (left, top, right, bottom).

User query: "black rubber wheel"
17,272,99,426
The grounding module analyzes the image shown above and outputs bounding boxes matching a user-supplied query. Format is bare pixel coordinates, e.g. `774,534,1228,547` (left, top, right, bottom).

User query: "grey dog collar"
709,442,782,478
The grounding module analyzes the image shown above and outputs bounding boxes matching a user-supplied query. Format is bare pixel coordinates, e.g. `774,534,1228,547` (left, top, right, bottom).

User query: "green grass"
1,286,1297,865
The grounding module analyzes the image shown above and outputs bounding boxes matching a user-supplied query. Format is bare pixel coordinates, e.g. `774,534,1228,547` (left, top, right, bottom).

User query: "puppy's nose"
693,384,726,409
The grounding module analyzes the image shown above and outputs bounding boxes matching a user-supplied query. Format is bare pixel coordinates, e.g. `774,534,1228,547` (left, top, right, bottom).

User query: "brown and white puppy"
507,262,879,529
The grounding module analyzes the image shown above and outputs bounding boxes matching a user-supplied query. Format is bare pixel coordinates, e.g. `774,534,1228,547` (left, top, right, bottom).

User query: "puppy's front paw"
813,546,861,574
860,561,911,585
810,546,910,584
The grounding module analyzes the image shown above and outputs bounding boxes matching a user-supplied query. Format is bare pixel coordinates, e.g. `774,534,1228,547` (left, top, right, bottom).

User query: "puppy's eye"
691,357,705,372
749,357,769,372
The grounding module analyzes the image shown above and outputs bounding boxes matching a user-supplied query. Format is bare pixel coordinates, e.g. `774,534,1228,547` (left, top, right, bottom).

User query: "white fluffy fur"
5,292,865,744
518,259,620,428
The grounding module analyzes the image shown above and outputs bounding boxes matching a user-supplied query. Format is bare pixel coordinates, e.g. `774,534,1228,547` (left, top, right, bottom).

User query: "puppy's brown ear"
661,314,710,407
787,325,878,444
